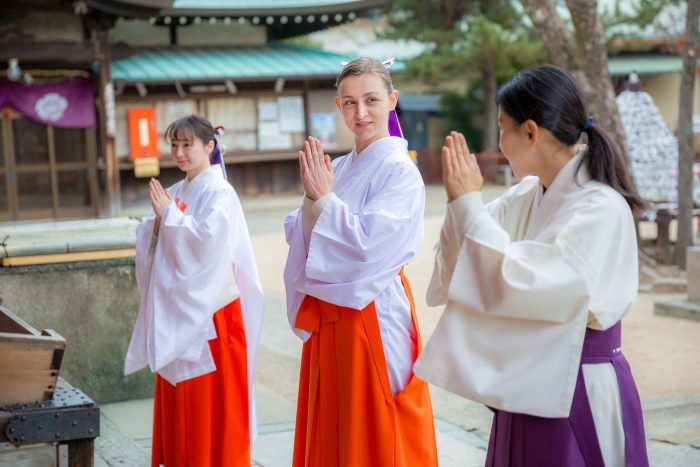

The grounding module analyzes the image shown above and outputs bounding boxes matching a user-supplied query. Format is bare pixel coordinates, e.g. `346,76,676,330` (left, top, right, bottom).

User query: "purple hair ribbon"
210,125,227,180
388,109,403,138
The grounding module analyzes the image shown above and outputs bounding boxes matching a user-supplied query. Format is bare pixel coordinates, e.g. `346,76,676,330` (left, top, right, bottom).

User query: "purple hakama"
485,322,649,467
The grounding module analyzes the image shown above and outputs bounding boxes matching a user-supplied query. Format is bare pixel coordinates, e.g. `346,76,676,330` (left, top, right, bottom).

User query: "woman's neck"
186,162,211,181
538,145,577,188
355,131,390,156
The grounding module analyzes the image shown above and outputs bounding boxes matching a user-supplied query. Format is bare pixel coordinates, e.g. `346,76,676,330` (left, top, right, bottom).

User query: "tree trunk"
518,0,591,94
519,0,581,70
481,67,499,152
675,0,700,268
565,0,628,157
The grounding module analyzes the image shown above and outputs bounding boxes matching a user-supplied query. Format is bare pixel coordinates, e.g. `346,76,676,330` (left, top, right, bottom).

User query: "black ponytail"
496,65,646,214
580,124,646,214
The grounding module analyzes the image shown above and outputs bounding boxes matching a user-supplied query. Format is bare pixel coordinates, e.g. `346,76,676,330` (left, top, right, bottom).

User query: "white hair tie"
339,57,396,69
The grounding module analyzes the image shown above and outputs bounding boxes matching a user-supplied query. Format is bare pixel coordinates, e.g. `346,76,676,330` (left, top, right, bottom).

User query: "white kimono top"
284,136,425,396
125,165,264,437
414,151,637,466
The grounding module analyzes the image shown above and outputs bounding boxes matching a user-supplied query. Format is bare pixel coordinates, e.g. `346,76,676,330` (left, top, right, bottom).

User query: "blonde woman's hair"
335,57,394,93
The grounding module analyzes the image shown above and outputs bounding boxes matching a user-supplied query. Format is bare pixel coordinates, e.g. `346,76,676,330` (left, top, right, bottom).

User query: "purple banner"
0,78,95,128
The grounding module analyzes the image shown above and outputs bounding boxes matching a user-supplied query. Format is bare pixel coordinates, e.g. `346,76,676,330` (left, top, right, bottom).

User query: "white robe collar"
349,136,407,165
528,149,588,238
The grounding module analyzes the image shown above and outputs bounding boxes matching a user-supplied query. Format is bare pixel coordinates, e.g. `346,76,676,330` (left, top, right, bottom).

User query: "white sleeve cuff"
447,191,485,239
312,193,333,217
302,193,333,248
161,200,180,225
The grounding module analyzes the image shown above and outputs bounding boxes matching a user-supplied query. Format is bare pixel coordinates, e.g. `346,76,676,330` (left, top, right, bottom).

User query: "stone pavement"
97,185,700,466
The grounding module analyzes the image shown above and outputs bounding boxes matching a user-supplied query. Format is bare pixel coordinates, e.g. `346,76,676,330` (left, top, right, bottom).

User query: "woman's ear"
389,90,399,110
206,139,216,154
335,97,341,110
524,119,538,146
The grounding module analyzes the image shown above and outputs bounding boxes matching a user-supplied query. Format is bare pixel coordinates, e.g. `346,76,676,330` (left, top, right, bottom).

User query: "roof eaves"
163,0,384,16
608,55,685,76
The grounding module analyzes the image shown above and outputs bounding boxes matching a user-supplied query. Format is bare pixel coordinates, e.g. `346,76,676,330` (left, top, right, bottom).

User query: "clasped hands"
149,178,172,219
442,131,483,202
297,132,480,203
299,136,334,201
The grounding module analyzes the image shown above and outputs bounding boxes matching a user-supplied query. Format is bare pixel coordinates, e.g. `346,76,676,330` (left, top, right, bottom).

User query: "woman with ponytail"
125,115,264,466
415,65,649,466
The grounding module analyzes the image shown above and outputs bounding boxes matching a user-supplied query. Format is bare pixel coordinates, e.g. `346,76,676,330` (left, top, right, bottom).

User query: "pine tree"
383,0,545,152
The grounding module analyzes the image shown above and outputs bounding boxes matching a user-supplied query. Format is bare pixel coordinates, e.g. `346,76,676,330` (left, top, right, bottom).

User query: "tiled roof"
111,44,404,82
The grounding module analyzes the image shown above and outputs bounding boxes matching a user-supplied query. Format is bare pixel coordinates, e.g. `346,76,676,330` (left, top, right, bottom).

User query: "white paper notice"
258,101,278,121
278,96,305,133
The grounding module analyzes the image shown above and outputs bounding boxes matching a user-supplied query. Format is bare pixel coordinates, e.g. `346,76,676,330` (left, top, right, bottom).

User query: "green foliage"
439,87,483,150
601,0,687,56
602,0,674,30
382,0,546,85
461,16,546,81
383,0,474,39
382,0,547,152
283,35,323,49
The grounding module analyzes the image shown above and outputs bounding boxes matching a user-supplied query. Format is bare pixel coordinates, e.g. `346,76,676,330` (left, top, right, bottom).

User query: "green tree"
439,87,484,151
384,0,546,152
519,0,679,161
520,0,694,266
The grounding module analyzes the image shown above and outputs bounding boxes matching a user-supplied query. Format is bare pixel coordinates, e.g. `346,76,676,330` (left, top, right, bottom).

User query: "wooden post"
675,0,700,268
96,29,121,217
67,439,95,467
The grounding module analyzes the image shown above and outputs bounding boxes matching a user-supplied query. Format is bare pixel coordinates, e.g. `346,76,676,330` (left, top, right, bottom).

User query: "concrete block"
95,412,149,467
654,298,700,322
688,246,700,303
0,258,153,404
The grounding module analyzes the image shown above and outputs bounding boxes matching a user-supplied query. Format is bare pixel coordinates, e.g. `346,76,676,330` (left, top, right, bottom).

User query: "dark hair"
164,114,216,149
496,65,645,214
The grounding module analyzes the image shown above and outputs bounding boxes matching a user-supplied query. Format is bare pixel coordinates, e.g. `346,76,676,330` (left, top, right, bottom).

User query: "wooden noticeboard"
128,107,160,177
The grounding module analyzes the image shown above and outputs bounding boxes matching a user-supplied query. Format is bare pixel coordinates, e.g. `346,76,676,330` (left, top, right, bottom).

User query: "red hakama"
151,298,249,467
293,271,438,467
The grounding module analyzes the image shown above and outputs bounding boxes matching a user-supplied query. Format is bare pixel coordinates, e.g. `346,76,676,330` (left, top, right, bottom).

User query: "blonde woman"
283,58,438,466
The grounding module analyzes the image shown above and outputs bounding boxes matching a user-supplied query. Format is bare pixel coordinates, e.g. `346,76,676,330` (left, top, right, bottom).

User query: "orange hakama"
292,271,438,467
151,298,250,467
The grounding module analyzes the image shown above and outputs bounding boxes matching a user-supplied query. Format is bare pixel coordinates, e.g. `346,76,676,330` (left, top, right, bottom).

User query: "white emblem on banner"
35,92,69,122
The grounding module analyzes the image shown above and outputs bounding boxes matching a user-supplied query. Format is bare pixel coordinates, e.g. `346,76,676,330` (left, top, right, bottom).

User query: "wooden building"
0,0,385,221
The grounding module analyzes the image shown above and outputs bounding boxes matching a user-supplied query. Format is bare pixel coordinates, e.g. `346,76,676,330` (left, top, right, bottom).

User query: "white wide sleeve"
134,213,156,292
445,194,635,324
415,190,638,417
226,192,265,442
300,165,425,310
302,193,332,248
427,192,486,307
282,207,312,340
150,189,236,371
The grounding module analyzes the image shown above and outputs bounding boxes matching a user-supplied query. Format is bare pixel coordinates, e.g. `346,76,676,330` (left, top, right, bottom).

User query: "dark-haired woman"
125,115,264,466
415,65,649,466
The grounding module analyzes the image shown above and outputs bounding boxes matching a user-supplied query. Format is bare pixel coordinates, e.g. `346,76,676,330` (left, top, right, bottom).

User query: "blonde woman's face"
337,73,398,148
